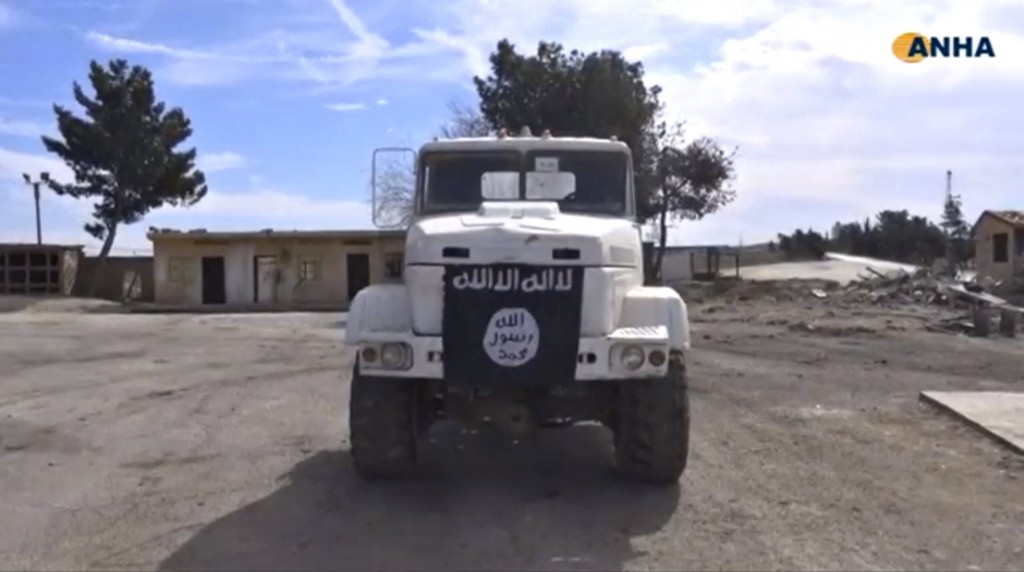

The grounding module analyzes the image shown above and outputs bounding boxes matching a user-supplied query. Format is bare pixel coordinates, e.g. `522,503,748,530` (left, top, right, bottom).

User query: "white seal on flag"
482,308,540,367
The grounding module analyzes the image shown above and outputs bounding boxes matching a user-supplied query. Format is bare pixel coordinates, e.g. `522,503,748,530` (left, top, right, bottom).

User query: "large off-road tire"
613,351,690,484
349,361,420,479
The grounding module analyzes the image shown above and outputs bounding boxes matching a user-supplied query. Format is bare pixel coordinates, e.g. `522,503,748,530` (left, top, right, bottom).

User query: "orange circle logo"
893,32,929,63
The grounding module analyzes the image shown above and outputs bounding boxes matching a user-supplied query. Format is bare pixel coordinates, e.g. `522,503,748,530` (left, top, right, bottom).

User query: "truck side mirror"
371,147,418,229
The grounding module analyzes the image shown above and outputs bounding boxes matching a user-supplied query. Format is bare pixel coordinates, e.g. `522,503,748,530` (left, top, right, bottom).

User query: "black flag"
442,264,584,387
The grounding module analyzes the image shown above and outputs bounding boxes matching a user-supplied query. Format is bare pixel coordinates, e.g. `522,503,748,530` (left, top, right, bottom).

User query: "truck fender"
619,286,691,350
345,284,412,344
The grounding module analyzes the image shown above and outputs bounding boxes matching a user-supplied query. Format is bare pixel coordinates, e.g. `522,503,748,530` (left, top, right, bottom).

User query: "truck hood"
406,201,642,267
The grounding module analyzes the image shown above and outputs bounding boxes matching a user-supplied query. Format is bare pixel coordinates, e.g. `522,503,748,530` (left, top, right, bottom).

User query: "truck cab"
346,129,692,483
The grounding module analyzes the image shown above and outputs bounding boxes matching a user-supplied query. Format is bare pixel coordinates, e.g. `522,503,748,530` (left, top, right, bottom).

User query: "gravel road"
0,300,1021,571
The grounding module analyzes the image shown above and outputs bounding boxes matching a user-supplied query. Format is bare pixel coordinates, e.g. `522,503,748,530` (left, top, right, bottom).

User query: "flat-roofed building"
148,228,406,308
0,243,83,295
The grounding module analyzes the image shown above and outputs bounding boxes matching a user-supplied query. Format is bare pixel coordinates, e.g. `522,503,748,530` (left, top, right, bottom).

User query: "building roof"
0,242,85,251
987,210,1024,227
146,228,406,242
974,210,1024,233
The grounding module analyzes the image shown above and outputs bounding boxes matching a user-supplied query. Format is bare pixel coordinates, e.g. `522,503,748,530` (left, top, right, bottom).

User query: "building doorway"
253,256,277,304
346,253,370,301
201,256,226,305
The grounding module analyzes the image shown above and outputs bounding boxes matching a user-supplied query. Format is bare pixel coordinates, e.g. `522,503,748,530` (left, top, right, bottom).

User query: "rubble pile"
840,266,946,306
834,266,1022,337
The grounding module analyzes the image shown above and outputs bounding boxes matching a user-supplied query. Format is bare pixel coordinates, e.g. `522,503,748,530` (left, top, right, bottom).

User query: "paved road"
0,310,1021,571
739,252,920,285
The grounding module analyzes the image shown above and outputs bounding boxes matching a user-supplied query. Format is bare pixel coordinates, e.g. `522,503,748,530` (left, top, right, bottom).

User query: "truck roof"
419,136,631,154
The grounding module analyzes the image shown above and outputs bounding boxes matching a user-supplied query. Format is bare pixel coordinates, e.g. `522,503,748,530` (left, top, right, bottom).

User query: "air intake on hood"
442,246,470,259
552,248,580,260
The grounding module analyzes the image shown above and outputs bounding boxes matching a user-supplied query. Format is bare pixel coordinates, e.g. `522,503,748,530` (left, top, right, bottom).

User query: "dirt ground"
1,286,1022,572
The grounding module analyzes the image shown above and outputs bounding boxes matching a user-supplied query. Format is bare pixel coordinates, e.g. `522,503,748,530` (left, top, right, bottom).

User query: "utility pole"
21,172,49,245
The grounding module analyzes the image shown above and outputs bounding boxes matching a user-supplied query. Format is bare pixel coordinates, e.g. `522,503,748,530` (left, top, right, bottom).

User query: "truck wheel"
614,352,690,484
349,360,419,479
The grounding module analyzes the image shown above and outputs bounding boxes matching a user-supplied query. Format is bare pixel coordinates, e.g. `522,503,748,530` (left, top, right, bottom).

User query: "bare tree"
371,101,492,227
372,150,416,229
439,100,493,139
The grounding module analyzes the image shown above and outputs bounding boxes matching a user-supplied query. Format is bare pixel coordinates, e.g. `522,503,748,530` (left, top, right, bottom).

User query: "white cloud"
84,31,207,58
0,2,15,30
0,147,72,182
634,1,1024,244
119,187,375,252
0,96,47,108
325,102,367,112
157,188,370,222
376,98,389,106
403,0,1024,245
198,151,246,172
650,0,779,26
326,0,388,55
0,148,375,254
80,2,480,89
623,43,670,62
82,30,289,87
30,0,1024,249
411,28,489,79
0,117,46,138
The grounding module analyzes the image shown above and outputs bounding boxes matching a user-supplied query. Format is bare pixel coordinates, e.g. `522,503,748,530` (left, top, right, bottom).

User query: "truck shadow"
158,423,681,572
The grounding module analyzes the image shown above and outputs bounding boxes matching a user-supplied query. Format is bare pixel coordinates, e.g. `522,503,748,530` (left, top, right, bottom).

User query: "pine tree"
940,192,971,266
42,59,207,294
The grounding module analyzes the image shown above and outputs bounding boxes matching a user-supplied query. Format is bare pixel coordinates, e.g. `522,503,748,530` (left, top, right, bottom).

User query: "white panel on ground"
920,391,1024,454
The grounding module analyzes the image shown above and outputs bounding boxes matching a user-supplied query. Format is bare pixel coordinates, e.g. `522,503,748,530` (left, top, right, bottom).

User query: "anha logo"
892,32,996,63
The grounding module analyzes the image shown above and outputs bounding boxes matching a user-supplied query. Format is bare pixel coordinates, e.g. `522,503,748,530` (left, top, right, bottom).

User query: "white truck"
346,128,692,484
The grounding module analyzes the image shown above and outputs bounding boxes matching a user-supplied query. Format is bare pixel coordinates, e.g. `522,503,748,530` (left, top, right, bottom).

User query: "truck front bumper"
354,326,672,381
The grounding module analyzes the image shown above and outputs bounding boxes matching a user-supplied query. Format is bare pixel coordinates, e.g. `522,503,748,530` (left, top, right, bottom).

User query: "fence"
73,256,154,302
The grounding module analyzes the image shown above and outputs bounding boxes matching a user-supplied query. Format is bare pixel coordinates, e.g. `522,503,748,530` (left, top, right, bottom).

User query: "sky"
0,0,1022,255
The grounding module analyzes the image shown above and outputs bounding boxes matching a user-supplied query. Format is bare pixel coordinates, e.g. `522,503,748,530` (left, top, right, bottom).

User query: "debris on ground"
841,266,946,306
677,260,1024,339
838,265,1023,337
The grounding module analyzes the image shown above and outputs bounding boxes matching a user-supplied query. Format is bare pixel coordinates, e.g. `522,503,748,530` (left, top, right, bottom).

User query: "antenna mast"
943,169,957,274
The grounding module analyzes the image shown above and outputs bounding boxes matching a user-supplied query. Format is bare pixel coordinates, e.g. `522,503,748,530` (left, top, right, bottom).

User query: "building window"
384,253,404,279
298,257,323,282
1015,230,1024,256
993,233,1009,263
168,257,189,283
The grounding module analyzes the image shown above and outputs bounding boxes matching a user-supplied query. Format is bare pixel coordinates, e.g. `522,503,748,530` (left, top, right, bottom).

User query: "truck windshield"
420,149,630,216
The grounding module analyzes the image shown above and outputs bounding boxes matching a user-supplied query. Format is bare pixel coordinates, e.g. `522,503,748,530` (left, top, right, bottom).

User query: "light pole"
21,171,49,245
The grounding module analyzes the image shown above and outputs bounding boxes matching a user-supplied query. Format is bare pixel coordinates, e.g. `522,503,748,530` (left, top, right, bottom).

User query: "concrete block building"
973,210,1024,295
148,228,406,308
0,243,83,295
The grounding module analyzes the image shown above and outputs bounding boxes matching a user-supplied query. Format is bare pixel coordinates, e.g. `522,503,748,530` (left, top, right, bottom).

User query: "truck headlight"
620,345,645,371
380,342,412,370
